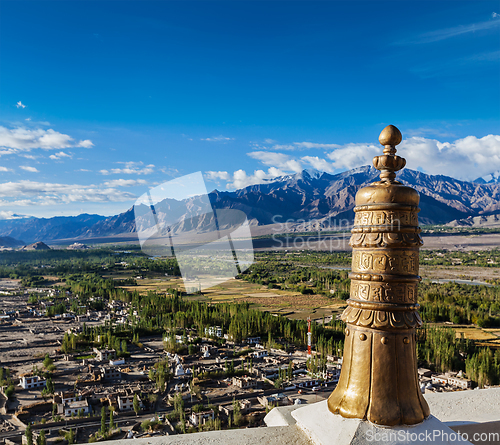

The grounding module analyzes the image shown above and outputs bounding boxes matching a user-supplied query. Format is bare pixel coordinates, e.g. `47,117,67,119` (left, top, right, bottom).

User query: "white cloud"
320,134,500,181
0,210,26,220
49,151,72,160
0,180,136,205
159,166,180,176
248,151,303,173
400,17,500,45
0,126,94,154
293,142,342,150
25,117,31,121
103,179,147,187
204,168,287,189
78,139,94,148
301,156,335,173
0,166,13,172
100,162,155,175
398,134,500,181
20,166,39,173
326,143,380,170
268,144,298,151
200,136,235,141
205,171,231,181
253,140,342,151
16,101,26,109
227,167,286,189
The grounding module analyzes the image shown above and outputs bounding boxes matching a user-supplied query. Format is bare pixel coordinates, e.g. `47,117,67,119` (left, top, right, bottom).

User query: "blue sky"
0,1,499,218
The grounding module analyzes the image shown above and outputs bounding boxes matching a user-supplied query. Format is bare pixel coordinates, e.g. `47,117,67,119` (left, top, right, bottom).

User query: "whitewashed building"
19,375,46,390
93,348,117,361
118,394,144,411
205,326,223,338
253,350,268,359
190,410,214,426
64,399,90,417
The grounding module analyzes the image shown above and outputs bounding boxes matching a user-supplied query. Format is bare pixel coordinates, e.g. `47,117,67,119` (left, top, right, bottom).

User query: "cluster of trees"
239,259,350,298
148,360,172,391
419,281,500,327
24,424,46,445
45,303,66,317
465,348,500,387
420,248,500,267
417,326,475,373
0,367,15,399
416,325,500,387
421,226,500,236
61,332,78,353
306,353,328,375
254,251,351,266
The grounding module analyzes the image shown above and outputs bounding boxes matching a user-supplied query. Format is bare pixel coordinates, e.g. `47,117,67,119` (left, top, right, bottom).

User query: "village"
0,279,476,445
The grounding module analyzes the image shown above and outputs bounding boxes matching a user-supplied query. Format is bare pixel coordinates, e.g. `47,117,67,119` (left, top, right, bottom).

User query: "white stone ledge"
100,425,311,445
425,387,500,425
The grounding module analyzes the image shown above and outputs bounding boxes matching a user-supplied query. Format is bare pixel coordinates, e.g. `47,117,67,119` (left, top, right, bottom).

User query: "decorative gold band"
352,250,419,275
350,280,418,304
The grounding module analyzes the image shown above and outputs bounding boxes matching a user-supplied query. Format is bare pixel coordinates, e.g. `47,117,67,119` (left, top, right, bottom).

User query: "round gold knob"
381,337,389,345
403,337,410,344
379,125,402,146
359,333,367,341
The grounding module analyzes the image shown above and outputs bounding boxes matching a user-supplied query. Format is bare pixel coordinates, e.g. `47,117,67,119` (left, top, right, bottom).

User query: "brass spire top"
373,124,406,184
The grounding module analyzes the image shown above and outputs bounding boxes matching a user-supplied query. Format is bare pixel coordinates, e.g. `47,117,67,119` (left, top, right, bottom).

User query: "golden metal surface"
327,125,430,426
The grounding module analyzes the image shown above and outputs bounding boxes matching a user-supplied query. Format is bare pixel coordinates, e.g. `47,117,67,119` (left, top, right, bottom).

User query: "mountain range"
1,166,500,245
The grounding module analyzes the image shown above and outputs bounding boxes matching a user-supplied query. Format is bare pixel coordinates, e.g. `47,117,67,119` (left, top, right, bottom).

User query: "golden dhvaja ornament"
327,125,430,426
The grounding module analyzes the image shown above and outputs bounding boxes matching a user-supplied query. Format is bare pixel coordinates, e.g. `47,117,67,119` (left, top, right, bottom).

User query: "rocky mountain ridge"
2,166,500,243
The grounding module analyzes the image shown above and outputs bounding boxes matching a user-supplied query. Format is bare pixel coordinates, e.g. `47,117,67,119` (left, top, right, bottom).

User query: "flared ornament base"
327,324,430,426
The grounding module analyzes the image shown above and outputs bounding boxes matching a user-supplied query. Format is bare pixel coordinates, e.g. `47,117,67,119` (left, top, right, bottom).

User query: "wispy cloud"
398,16,500,45
0,166,13,172
20,166,39,173
0,126,94,155
222,168,287,189
300,156,335,173
324,135,500,181
100,161,155,175
410,49,500,79
0,210,27,220
205,171,231,182
0,180,136,206
159,166,180,176
293,142,342,150
16,101,26,109
248,151,303,173
103,179,148,187
49,151,72,160
252,140,341,151
78,140,94,148
200,136,234,141
406,127,457,138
